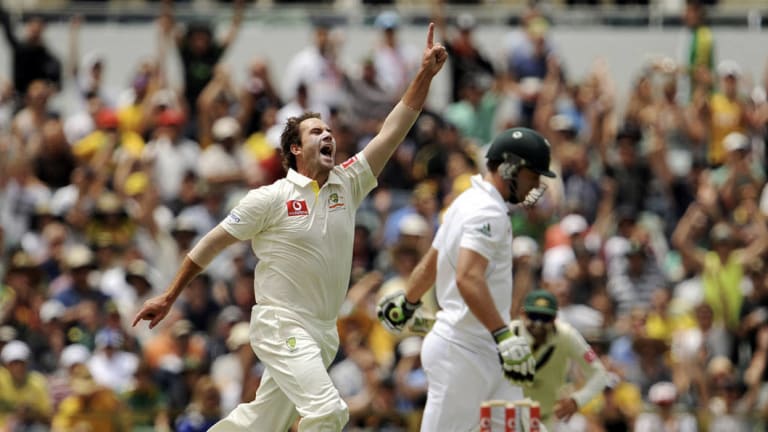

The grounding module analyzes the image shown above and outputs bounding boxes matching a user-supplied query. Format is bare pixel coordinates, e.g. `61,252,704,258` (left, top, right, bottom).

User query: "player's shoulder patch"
341,155,358,169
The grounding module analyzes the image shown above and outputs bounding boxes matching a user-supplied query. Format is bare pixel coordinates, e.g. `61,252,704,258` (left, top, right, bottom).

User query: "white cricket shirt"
220,153,377,321
431,174,514,353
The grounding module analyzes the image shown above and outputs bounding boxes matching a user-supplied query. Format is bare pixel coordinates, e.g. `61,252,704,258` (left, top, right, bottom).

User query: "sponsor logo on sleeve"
286,199,309,216
583,349,597,363
341,155,358,169
226,211,243,224
476,223,492,237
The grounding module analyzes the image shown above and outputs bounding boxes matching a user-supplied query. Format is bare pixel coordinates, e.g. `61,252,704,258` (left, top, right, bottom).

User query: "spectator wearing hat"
691,59,758,167
393,335,428,429
52,364,127,432
372,11,421,98
673,203,768,332
174,376,222,432
72,107,145,164
542,212,590,282
87,328,139,393
143,318,207,371
634,381,697,432
0,250,45,338
212,321,262,415
47,343,91,410
0,340,52,427
382,181,439,249
196,116,247,188
142,108,200,204
52,244,110,309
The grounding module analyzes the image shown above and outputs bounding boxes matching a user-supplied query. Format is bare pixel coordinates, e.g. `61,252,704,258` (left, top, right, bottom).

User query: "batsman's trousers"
420,323,524,432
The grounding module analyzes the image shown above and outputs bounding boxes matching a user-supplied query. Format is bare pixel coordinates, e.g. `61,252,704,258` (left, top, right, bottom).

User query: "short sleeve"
335,152,377,208
459,211,508,260
220,187,275,241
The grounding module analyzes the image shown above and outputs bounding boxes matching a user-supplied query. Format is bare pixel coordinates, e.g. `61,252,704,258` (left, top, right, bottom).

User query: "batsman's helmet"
486,127,556,179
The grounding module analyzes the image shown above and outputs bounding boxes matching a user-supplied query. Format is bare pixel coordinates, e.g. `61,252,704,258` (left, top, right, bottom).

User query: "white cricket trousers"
209,305,349,432
420,329,524,432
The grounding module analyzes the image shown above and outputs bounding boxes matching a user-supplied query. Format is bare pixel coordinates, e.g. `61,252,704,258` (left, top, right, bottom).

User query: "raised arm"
0,6,19,49
671,202,707,271
132,225,240,328
220,0,245,50
362,23,447,176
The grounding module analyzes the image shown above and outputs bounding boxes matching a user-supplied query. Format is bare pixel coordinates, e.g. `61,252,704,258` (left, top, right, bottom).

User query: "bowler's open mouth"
320,144,333,156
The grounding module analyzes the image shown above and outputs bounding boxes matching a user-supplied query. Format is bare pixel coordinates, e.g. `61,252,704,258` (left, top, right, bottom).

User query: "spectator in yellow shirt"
0,340,52,428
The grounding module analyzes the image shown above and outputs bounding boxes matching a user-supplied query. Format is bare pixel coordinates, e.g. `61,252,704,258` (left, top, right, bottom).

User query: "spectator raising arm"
362,23,447,176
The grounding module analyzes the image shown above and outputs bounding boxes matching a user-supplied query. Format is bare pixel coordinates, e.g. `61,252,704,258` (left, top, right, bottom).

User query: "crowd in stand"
0,0,767,430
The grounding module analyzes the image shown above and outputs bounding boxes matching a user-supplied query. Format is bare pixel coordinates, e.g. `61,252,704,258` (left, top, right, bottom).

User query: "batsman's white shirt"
431,173,513,352
221,153,376,321
420,174,521,432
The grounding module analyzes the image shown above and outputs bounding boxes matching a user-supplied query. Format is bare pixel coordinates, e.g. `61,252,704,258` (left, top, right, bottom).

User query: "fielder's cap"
717,59,742,78
1,340,31,363
212,116,241,141
226,321,251,351
60,344,91,369
486,127,556,178
560,213,588,237
523,289,558,316
723,132,749,152
648,381,677,404
375,11,400,30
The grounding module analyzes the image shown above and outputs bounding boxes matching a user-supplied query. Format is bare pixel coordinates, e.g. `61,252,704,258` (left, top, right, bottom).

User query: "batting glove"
493,326,536,386
377,292,422,334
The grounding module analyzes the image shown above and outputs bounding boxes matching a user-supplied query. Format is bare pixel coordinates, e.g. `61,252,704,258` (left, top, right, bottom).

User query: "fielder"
378,127,556,431
514,290,610,431
133,24,447,432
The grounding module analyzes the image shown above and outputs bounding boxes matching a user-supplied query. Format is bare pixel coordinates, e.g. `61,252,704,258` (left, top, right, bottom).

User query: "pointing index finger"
427,22,434,48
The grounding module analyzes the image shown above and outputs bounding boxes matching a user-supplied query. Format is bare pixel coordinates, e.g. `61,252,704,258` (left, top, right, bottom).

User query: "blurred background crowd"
0,0,767,430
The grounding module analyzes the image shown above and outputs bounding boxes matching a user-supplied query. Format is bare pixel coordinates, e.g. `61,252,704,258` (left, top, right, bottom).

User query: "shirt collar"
470,174,506,207
286,168,343,188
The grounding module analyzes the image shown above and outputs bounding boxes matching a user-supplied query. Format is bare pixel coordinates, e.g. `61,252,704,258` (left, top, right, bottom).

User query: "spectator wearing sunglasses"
509,289,610,431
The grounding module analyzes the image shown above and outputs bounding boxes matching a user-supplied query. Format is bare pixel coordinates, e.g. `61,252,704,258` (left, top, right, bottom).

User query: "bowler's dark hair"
280,112,321,171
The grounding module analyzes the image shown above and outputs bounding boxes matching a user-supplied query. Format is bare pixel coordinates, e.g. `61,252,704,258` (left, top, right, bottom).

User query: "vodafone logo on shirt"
286,200,309,216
